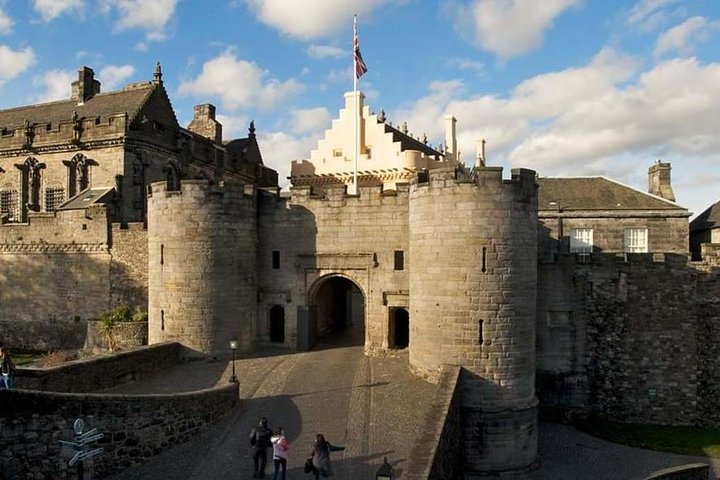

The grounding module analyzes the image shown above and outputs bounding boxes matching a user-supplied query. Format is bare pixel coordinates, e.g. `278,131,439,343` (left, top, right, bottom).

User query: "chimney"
475,138,486,167
188,104,223,144
648,160,675,202
71,66,101,104
444,115,457,163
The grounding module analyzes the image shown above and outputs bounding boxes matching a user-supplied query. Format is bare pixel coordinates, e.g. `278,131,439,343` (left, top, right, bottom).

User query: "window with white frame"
570,228,593,253
0,189,18,222
45,186,65,212
624,228,648,253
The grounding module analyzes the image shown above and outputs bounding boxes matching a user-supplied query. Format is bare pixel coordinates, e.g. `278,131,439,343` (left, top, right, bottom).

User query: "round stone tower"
147,179,257,355
408,167,538,475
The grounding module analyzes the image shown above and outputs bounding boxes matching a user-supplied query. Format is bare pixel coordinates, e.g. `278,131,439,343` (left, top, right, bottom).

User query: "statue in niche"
71,111,82,143
27,162,42,211
22,119,33,148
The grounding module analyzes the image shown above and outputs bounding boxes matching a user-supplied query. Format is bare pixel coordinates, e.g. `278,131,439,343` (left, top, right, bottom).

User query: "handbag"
304,457,314,474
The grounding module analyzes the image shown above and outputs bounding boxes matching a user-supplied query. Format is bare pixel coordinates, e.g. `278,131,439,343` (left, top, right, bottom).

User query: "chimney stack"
71,66,101,104
188,104,223,144
648,160,675,202
444,115,457,163
475,138,486,167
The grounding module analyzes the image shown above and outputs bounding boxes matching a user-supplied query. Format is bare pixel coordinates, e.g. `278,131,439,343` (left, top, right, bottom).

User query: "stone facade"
4,67,720,478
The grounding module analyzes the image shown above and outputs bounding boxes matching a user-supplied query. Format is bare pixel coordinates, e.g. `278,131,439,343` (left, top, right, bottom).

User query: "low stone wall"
0,383,239,479
643,463,709,480
16,342,181,393
406,365,463,480
84,320,148,353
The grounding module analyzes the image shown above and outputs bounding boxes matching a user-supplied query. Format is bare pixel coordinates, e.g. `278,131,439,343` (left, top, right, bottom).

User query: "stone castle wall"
0,206,112,350
0,383,238,480
147,180,258,354
537,253,720,426
110,222,148,309
257,183,410,351
408,167,538,474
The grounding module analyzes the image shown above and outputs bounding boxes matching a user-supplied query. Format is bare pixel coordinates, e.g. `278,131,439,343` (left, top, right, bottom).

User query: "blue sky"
0,0,718,218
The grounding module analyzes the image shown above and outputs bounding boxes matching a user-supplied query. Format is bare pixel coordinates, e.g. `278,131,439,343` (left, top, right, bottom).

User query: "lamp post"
376,457,393,480
229,339,238,383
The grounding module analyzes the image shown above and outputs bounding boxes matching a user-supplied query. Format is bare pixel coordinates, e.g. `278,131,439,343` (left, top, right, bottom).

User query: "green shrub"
95,305,147,351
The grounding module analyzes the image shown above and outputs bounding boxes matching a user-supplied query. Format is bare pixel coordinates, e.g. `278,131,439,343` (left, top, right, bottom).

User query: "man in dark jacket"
249,417,272,478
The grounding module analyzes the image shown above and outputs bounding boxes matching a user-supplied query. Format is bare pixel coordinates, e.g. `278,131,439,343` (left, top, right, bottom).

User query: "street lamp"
376,457,393,480
229,339,238,383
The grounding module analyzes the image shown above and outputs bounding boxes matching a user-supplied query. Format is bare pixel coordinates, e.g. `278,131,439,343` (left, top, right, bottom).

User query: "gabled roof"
690,199,720,232
0,83,157,130
538,177,686,212
383,122,442,157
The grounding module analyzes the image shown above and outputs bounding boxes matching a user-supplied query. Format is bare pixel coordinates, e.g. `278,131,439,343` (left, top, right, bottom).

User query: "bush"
96,305,147,352
42,350,78,367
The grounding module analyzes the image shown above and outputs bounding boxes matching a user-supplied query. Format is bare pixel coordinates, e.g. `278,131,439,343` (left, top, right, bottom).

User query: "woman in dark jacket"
309,434,344,478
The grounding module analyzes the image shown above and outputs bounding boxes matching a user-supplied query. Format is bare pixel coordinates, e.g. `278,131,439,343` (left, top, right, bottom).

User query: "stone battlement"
0,114,127,155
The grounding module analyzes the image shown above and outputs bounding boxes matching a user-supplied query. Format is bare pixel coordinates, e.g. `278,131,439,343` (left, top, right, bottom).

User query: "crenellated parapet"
0,114,128,156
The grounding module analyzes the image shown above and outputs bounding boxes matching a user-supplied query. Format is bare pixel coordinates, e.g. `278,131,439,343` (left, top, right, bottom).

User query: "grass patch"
12,353,43,367
579,419,720,458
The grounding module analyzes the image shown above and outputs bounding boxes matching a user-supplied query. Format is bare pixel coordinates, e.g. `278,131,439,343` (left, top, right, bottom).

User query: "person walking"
249,417,272,478
270,427,288,480
0,345,15,389
308,434,344,479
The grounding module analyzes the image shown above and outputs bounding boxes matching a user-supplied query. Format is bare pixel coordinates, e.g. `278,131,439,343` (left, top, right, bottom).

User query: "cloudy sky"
0,0,718,217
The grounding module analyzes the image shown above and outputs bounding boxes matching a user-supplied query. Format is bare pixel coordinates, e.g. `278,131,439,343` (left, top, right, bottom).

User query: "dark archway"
389,307,409,349
310,276,365,348
269,305,285,343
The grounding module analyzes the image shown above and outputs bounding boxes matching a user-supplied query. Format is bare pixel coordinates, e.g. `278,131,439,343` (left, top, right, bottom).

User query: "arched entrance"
308,275,365,348
389,307,409,349
269,305,285,343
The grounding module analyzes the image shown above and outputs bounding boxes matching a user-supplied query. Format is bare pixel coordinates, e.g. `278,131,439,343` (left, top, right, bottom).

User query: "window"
570,228,593,253
366,147,372,159
272,250,280,269
0,190,18,221
333,149,343,157
394,250,404,271
44,186,65,212
624,228,648,253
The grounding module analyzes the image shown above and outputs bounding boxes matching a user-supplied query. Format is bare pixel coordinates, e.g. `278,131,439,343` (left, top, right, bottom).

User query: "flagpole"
353,14,358,195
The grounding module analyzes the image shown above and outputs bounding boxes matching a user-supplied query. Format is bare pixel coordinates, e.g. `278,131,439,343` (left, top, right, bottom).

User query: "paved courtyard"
102,332,720,480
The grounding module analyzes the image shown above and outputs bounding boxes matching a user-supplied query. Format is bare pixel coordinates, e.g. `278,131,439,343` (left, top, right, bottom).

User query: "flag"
354,19,368,79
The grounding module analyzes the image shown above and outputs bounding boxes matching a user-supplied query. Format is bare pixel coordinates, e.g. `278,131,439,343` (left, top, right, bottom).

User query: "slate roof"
0,83,157,129
383,122,442,157
690,199,720,232
538,177,686,212
57,187,115,211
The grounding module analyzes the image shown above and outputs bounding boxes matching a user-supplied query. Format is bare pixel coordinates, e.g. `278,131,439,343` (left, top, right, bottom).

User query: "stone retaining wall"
84,320,148,354
406,365,463,480
16,342,181,393
0,383,238,479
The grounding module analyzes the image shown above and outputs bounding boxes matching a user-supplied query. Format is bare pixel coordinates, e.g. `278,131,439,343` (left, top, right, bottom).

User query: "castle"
1,65,719,476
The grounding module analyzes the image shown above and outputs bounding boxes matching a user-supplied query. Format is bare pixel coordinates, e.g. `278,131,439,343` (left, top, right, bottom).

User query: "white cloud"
257,130,320,189
626,0,677,30
446,57,486,75
245,0,401,39
178,49,304,112
0,45,35,87
32,69,74,103
32,0,85,22
397,49,720,216
216,113,250,139
0,6,13,34
307,44,346,59
290,107,331,135
98,64,135,90
101,0,177,41
449,0,581,59
654,16,719,57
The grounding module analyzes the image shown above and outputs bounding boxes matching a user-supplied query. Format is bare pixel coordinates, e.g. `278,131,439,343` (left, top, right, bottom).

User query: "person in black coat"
249,417,273,478
309,434,344,478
